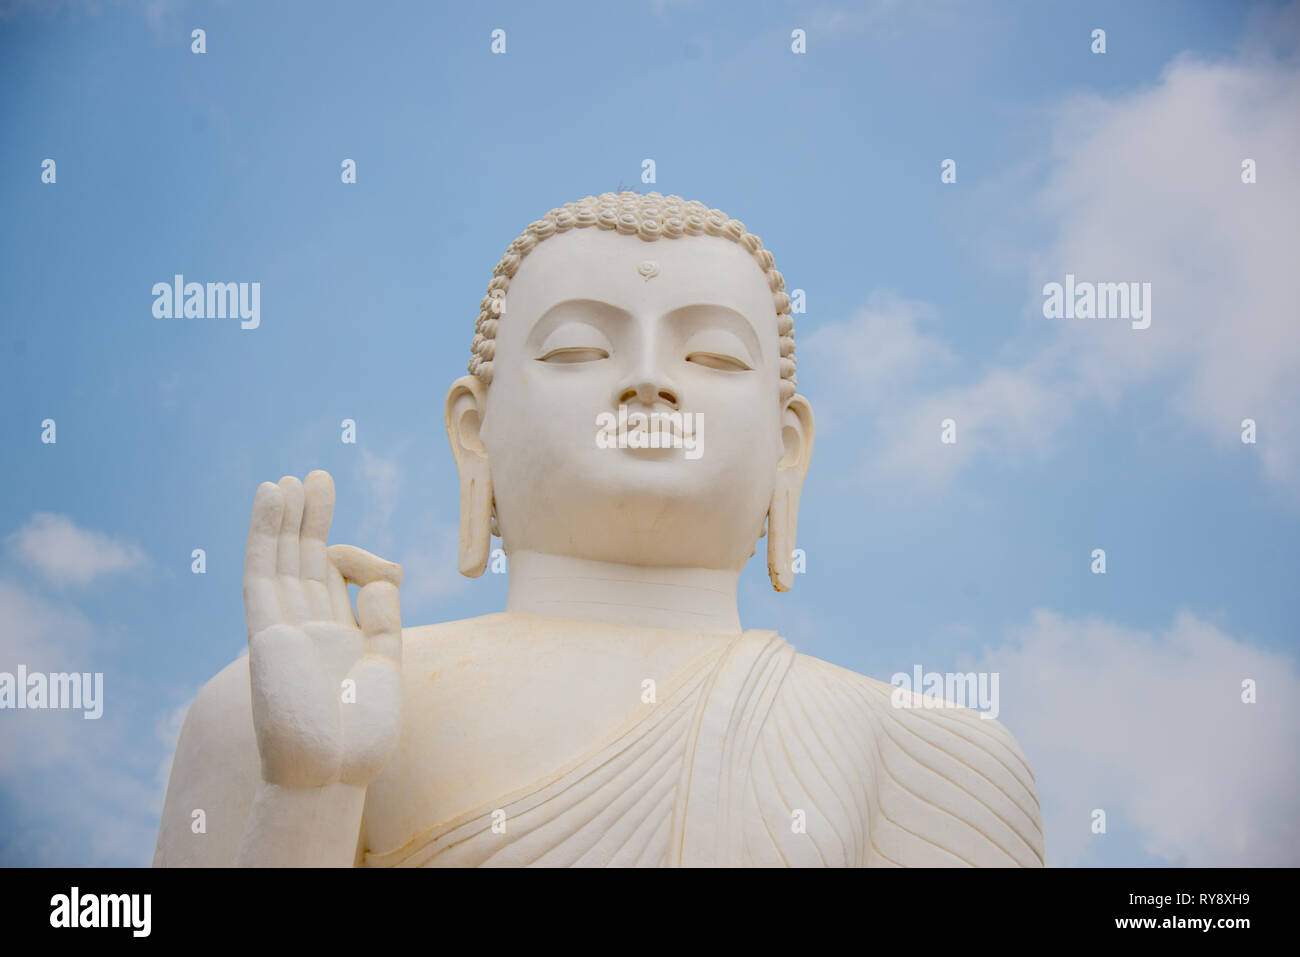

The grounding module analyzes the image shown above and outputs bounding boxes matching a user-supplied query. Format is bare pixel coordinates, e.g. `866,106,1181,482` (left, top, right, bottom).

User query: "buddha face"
448,226,813,574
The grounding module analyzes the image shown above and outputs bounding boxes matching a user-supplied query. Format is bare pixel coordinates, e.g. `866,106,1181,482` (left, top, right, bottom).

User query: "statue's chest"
361,644,713,859
361,630,802,867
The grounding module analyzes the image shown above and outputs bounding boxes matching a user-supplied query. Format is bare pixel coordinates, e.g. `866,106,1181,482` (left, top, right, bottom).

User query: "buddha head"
444,192,814,591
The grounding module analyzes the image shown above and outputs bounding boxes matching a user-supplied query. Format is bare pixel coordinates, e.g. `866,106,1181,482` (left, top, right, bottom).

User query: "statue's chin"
519,456,760,512
496,459,771,569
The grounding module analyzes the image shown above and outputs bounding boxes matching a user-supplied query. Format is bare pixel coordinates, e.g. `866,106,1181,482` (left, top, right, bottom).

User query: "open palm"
242,470,404,789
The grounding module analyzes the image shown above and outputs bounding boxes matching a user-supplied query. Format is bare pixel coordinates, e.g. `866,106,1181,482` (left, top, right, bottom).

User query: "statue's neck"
504,550,742,634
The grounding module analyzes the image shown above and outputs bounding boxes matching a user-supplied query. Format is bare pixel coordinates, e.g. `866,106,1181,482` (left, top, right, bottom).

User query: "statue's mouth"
626,422,684,443
594,403,705,460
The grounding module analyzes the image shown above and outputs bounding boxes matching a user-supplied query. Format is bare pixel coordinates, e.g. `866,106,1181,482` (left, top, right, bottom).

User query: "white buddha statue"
154,192,1045,867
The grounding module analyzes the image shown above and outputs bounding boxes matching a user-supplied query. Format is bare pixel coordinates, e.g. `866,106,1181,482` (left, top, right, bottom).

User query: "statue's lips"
595,404,702,459
602,414,691,444
619,440,684,457
625,422,685,442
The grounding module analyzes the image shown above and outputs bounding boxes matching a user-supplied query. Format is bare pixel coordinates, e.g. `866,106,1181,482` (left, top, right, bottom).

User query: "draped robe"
364,631,1045,867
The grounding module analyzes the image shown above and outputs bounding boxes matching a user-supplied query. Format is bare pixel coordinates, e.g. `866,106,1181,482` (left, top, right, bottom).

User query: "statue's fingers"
245,481,283,578
275,476,310,621
275,476,305,577
300,470,335,620
327,544,403,588
356,581,402,666
326,563,353,626
243,482,284,638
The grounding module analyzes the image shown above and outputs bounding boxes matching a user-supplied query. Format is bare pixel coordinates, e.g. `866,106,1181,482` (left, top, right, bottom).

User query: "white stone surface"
154,193,1044,867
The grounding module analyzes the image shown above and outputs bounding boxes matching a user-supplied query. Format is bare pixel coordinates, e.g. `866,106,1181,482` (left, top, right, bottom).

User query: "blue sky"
1,0,1297,867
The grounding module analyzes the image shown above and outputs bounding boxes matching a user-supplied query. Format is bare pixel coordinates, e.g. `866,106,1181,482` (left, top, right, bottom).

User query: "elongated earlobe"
767,395,815,592
445,376,493,577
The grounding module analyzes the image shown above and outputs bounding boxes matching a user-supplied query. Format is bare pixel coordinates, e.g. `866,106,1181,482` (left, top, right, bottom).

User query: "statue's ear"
445,375,492,577
767,394,815,592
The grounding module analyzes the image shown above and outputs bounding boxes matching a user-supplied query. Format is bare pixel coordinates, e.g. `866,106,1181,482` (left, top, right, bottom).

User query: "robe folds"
364,631,1045,868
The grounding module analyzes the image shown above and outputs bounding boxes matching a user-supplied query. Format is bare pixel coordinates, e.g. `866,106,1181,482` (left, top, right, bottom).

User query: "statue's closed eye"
538,346,609,363
681,327,755,372
535,321,613,363
686,351,752,372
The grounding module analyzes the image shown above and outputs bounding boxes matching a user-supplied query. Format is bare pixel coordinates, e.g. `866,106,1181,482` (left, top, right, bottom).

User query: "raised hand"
242,470,403,790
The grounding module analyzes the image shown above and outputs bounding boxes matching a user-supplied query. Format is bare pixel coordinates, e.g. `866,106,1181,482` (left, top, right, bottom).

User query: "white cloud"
7,513,147,587
0,578,95,674
806,20,1300,495
356,448,402,553
973,609,1300,867
802,295,1075,492
0,577,186,865
808,294,956,406
873,363,1075,490
1033,42,1300,490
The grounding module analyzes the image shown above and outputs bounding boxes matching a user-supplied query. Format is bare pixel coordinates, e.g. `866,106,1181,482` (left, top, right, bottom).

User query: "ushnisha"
155,192,1045,868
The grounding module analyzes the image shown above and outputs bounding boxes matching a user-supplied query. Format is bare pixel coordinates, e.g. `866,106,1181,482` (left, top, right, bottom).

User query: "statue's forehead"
501,229,775,329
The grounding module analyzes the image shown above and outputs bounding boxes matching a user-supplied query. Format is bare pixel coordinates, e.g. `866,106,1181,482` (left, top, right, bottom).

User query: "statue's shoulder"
785,649,1032,761
189,651,253,725
187,614,513,705
154,652,258,866
181,614,517,721
400,612,535,646
770,646,1045,866
398,612,546,667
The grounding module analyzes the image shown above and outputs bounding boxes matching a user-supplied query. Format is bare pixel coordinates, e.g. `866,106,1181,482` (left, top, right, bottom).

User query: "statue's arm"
153,656,261,866
234,781,368,867
153,655,370,867
155,471,403,867
237,473,403,866
749,655,1046,867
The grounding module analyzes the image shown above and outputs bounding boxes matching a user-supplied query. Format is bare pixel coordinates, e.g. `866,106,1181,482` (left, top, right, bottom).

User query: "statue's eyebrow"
663,303,764,363
525,299,629,351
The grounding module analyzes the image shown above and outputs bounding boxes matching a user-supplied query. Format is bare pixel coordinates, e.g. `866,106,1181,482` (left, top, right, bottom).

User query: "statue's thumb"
327,544,403,588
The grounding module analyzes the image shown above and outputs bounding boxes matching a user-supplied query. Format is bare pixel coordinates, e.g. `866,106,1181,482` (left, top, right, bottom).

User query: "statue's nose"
618,377,679,409
616,322,680,409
